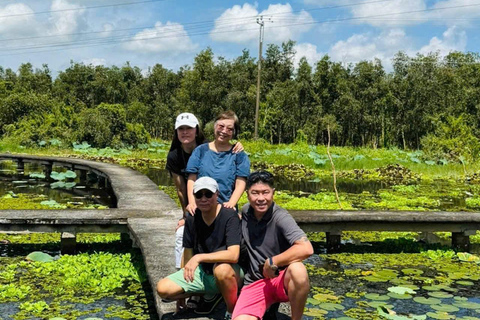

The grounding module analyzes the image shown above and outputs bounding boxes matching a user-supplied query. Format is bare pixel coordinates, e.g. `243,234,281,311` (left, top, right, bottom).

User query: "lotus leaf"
423,285,444,292
426,312,455,320
12,181,27,184
388,286,416,295
413,297,441,305
85,318,104,320
64,170,77,179
49,318,67,320
364,275,390,282
64,182,76,189
457,252,480,263
430,305,460,312
304,308,328,317
402,268,423,275
456,280,474,286
50,181,66,189
367,301,394,308
452,301,480,309
319,303,345,311
377,269,398,277
454,297,468,301
26,251,54,262
428,292,453,299
29,172,46,179
40,199,65,208
365,293,390,301
387,292,413,300
313,293,339,302
336,317,356,320
50,171,66,181
458,317,480,320
307,297,321,305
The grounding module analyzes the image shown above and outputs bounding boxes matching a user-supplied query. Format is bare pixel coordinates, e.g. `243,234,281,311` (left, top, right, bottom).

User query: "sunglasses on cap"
194,190,214,199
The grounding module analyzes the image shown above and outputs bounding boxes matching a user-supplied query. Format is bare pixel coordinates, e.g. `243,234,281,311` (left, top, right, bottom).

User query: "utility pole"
254,16,265,140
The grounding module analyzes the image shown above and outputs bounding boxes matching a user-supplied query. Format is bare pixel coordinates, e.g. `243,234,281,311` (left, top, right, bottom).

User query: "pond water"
0,161,115,208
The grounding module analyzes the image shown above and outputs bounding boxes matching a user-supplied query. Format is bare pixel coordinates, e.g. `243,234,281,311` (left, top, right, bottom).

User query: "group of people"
156,111,313,320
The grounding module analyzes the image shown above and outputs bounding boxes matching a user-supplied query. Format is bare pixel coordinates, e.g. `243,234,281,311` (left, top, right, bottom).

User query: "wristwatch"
269,257,278,272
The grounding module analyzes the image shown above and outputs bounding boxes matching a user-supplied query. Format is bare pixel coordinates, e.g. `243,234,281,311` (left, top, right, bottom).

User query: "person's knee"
214,263,236,282
286,262,309,288
156,278,174,298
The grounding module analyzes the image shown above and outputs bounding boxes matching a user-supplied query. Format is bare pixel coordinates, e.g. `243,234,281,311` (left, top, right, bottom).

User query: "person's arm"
185,173,198,215
171,172,188,230
183,245,240,282
182,248,195,282
231,141,244,153
223,177,246,209
262,236,313,279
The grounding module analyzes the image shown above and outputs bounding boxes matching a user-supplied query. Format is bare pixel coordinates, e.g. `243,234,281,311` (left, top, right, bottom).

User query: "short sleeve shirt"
240,203,306,285
166,148,192,181
185,143,250,204
183,206,241,274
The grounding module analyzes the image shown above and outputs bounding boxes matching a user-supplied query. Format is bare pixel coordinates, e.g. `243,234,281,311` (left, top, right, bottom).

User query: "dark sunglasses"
194,190,214,199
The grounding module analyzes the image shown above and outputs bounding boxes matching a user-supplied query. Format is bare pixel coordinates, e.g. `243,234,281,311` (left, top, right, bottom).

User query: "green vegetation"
2,48,480,162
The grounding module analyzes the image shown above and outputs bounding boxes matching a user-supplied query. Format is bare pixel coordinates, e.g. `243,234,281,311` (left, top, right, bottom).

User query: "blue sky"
0,0,478,76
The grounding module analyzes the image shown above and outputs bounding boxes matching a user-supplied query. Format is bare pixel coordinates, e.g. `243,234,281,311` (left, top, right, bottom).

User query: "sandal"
186,296,200,309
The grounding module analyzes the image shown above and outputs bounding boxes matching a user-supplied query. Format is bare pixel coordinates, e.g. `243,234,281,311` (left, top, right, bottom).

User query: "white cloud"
349,0,427,27
419,26,467,55
123,21,196,53
327,26,467,70
429,0,480,27
47,0,85,37
329,29,413,67
0,3,39,36
210,3,314,43
293,43,324,67
101,23,114,38
82,58,106,66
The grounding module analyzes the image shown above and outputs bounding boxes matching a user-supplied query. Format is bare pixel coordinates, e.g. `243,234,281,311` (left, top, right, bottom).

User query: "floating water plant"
26,251,54,262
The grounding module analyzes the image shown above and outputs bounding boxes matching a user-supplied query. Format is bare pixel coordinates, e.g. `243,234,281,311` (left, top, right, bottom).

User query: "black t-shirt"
183,206,241,274
166,147,192,181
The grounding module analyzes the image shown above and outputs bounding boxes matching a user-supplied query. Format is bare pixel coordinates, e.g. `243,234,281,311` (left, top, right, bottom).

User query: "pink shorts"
232,269,289,319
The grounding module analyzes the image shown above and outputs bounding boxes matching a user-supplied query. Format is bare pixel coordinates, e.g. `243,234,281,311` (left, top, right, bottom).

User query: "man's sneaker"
224,313,232,320
194,294,223,314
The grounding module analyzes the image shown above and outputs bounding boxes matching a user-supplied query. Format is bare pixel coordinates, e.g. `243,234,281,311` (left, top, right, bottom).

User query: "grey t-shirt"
241,202,306,285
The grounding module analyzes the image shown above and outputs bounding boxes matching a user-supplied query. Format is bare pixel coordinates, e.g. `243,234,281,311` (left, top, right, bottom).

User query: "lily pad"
431,305,460,312
428,292,454,299
454,296,468,301
387,292,413,300
457,252,480,263
365,293,390,301
413,297,441,305
26,251,54,262
318,303,345,311
426,312,455,319
456,280,474,286
313,293,339,302
388,286,416,295
304,308,328,317
402,268,424,275
307,297,320,305
453,301,480,309
377,307,426,320
64,170,77,179
457,317,480,320
366,301,393,308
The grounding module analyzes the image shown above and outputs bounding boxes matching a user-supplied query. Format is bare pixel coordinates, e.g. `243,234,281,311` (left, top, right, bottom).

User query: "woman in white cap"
166,112,242,311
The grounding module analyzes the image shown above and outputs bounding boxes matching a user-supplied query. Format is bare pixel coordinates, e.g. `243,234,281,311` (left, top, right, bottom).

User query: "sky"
0,0,479,77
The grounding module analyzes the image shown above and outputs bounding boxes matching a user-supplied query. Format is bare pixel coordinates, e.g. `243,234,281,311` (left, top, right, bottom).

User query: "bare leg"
157,278,190,300
214,263,240,313
233,315,257,320
283,262,310,320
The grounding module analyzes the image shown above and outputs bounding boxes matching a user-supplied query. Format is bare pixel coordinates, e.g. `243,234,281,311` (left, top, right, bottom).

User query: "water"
0,161,115,208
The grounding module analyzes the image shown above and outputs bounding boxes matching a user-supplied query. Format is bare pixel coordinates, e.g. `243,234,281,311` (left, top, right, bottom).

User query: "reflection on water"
0,161,115,207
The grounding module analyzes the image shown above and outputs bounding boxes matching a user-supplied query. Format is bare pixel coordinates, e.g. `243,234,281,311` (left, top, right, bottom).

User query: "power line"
0,0,169,19
1,1,480,56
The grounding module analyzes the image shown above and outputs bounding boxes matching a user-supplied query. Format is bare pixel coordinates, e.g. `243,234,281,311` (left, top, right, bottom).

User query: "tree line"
1,40,480,160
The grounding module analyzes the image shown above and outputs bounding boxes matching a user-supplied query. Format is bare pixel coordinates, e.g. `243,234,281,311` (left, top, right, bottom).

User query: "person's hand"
186,203,197,215
223,201,236,209
262,258,277,279
183,256,200,282
175,218,185,231
232,141,244,153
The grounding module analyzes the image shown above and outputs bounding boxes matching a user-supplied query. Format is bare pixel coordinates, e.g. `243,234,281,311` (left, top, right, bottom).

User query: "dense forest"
1,40,480,161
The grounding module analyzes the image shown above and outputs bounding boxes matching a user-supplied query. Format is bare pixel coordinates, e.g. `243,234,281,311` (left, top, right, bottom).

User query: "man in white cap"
157,176,243,319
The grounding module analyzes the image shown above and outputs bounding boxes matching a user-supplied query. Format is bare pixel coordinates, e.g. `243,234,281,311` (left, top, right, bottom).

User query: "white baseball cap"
175,113,199,130
193,176,218,194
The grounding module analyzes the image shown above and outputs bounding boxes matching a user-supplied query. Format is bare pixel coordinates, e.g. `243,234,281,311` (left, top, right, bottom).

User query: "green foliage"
421,115,480,163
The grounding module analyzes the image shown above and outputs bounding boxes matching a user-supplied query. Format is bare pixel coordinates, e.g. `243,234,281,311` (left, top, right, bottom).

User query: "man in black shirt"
157,177,242,317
